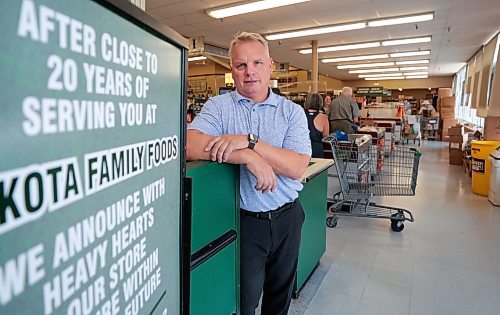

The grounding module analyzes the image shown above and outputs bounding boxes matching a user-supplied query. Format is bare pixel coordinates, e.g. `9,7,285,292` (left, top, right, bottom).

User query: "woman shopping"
304,92,329,158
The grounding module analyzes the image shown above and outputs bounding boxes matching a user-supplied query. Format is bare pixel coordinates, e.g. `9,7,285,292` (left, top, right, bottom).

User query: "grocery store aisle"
290,141,500,315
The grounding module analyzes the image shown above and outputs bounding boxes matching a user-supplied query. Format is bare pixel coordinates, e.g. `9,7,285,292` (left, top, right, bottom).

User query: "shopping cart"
403,115,421,146
421,117,439,140
323,134,421,232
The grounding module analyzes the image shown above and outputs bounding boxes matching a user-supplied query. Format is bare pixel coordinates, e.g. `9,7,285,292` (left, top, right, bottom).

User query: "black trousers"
240,200,305,315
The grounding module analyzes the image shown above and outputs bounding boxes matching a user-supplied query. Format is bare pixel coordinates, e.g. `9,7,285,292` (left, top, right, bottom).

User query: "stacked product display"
448,124,467,165
438,88,457,140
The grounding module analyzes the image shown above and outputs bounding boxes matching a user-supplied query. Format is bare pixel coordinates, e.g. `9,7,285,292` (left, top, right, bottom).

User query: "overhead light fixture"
382,36,432,46
365,76,404,80
390,50,430,57
337,62,395,69
299,41,380,54
395,59,430,65
188,56,207,61
206,0,309,19
403,71,429,76
302,37,430,55
349,68,400,73
399,66,429,71
321,53,389,63
266,22,366,40
358,73,403,78
368,12,434,27
406,75,429,79
265,11,433,40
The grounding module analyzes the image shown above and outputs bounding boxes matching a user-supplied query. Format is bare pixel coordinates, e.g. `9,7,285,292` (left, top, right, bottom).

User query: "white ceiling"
146,0,500,80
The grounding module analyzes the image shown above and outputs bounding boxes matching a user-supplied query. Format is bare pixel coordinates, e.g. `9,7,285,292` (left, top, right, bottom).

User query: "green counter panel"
190,242,237,315
296,170,328,294
187,162,239,315
187,161,239,252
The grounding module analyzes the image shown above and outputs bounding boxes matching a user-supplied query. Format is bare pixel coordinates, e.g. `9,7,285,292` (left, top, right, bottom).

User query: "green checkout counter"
186,158,333,314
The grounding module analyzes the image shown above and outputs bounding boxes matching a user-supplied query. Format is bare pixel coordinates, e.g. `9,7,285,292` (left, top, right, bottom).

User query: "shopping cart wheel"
327,201,333,210
326,216,338,228
390,213,405,232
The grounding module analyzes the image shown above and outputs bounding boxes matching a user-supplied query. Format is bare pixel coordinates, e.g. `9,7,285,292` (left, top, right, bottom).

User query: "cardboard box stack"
438,96,457,140
448,124,466,165
484,116,500,140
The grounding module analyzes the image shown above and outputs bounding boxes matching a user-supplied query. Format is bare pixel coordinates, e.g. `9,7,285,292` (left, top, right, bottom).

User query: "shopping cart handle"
409,148,422,157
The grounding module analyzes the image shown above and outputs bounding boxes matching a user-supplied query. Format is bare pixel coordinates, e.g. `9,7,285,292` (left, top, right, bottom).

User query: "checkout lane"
186,158,333,313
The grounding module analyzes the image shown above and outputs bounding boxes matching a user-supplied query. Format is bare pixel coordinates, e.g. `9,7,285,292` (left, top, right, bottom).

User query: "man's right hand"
245,151,277,193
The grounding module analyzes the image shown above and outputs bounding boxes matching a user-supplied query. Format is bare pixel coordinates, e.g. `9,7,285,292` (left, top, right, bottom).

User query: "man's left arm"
252,142,310,180
351,100,360,123
205,106,311,180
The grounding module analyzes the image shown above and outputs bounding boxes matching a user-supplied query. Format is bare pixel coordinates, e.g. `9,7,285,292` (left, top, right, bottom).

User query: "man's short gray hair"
229,32,270,63
342,87,353,96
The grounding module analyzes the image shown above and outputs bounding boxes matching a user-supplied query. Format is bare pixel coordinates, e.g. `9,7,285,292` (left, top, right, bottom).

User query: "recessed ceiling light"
299,41,380,54
358,73,403,78
406,75,429,79
390,50,431,57
349,68,400,73
368,12,434,27
321,54,390,63
337,62,395,69
206,0,310,19
382,36,432,46
403,71,429,76
365,76,405,80
395,60,430,65
188,56,207,61
266,22,366,40
399,66,429,71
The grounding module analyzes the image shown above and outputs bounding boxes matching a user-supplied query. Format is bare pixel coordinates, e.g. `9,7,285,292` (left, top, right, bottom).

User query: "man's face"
230,40,273,103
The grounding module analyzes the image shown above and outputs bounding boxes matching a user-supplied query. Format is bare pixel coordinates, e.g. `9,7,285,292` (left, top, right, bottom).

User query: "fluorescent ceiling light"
395,59,430,65
207,0,309,19
321,54,389,63
265,11,433,40
299,41,380,54
368,12,434,27
403,71,429,76
365,76,404,80
358,73,403,78
390,50,430,57
349,68,400,73
399,66,429,71
266,22,365,40
337,62,395,69
405,75,429,79
382,36,432,46
188,56,207,61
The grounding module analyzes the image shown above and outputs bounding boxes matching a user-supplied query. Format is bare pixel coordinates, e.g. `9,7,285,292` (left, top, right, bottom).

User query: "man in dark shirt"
328,87,360,133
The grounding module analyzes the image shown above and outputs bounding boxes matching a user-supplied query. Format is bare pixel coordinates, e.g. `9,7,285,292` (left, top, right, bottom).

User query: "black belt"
240,199,296,219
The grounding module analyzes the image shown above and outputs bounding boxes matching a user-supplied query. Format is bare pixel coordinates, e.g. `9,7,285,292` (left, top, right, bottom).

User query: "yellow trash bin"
471,141,500,196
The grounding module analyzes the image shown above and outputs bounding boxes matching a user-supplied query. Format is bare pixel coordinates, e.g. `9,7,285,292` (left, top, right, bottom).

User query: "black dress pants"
240,200,305,315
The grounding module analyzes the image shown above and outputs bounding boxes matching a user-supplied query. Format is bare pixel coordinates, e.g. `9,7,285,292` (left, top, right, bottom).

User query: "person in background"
186,108,196,126
328,86,360,134
323,94,332,114
187,31,311,315
304,93,329,158
418,100,437,117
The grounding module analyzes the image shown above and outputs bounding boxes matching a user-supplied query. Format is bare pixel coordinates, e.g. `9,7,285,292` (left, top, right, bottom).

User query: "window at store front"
455,34,500,128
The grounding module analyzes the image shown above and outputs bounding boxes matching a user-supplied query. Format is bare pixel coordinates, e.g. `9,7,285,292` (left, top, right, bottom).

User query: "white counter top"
300,158,334,183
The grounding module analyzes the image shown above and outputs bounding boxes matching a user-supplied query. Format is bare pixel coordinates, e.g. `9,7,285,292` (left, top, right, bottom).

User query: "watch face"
249,134,256,142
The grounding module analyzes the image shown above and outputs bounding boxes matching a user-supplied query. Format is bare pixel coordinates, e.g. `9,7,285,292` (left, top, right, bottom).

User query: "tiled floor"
289,141,500,315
